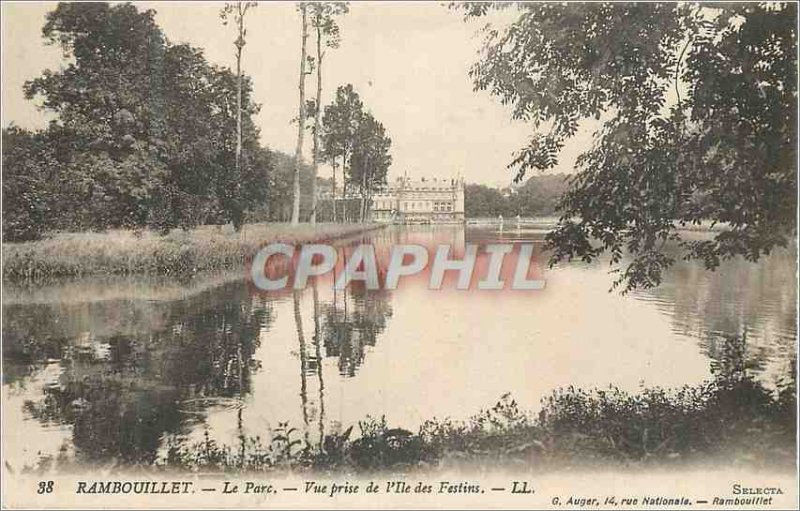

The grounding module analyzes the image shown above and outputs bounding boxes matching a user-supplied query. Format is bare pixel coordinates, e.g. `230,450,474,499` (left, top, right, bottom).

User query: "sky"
1,1,593,187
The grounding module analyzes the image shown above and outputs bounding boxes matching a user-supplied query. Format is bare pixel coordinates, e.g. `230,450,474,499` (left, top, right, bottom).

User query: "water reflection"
321,285,393,378
312,281,326,446
292,255,395,447
4,280,272,466
2,226,796,470
629,233,797,386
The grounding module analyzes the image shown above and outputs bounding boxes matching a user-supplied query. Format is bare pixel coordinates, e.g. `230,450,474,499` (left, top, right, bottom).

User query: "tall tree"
292,3,311,225
22,3,172,230
461,3,797,292
220,1,258,231
16,2,269,236
349,113,392,222
322,84,364,222
308,2,349,225
157,43,263,230
24,3,166,149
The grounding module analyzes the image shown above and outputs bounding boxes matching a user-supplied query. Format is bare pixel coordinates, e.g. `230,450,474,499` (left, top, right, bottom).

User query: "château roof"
384,175,463,192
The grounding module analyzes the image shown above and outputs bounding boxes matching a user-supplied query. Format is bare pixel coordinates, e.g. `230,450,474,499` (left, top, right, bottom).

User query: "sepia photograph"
1,1,798,509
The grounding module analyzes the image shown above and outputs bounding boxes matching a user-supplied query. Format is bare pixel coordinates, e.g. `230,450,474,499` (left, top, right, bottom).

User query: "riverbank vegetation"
156,338,796,473
2,223,380,280
24,335,790,475
465,174,570,219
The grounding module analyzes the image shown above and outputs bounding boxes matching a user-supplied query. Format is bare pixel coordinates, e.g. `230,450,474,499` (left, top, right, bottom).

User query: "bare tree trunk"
341,149,349,223
359,162,368,223
310,18,323,226
291,4,309,226
235,31,243,186
365,167,374,223
233,3,246,231
332,156,338,223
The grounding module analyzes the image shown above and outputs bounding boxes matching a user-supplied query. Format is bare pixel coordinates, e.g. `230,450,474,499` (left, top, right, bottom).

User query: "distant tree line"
465,174,570,218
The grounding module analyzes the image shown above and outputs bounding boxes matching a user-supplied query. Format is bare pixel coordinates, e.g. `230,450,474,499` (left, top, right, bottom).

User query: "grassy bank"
2,223,385,280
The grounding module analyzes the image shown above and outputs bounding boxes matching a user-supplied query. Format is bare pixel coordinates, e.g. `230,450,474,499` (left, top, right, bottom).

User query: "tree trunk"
360,174,367,223
365,166,374,223
342,181,348,222
341,148,349,222
233,5,245,232
235,42,242,187
310,18,323,226
359,159,369,223
332,157,338,223
291,4,309,226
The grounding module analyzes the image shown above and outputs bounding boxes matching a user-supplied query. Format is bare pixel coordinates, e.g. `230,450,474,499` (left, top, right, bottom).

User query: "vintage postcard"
1,1,798,509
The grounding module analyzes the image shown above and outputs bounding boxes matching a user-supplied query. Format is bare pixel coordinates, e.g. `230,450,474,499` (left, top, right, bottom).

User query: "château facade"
371,175,465,224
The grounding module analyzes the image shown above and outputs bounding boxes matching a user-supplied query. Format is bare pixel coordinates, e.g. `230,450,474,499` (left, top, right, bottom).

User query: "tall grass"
2,223,384,280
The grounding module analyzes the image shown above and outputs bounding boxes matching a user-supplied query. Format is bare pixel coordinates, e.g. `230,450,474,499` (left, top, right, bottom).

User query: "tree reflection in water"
12,281,272,465
292,257,395,446
293,288,311,445
3,226,793,472
632,241,797,385
320,284,393,378
312,280,326,445
6,241,396,469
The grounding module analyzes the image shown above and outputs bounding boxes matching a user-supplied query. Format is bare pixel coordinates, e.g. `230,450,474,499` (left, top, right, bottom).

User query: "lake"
2,225,796,470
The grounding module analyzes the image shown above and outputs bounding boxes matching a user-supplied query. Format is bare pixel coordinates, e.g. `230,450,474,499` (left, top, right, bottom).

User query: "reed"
21,357,796,474
2,223,385,280
155,364,796,474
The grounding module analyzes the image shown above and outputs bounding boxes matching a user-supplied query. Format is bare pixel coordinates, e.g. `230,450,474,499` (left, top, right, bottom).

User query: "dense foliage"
465,173,569,218
3,2,272,240
462,3,797,291
322,84,392,222
3,3,389,239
